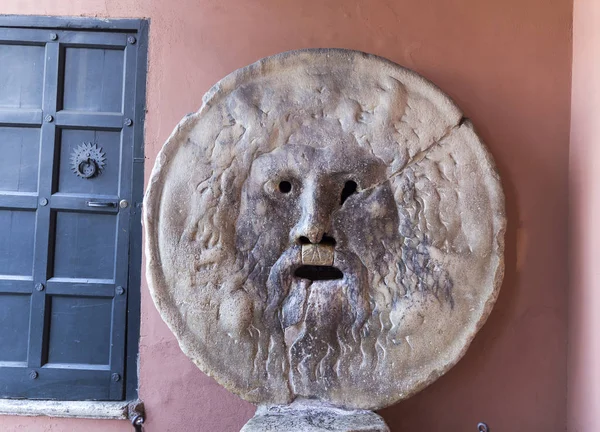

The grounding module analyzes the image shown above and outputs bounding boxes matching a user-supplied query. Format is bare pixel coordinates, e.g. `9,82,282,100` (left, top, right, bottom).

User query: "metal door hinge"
129,402,145,432
131,414,144,432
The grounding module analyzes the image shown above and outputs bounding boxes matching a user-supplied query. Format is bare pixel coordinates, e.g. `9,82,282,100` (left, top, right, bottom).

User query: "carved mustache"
297,243,344,281
301,243,335,266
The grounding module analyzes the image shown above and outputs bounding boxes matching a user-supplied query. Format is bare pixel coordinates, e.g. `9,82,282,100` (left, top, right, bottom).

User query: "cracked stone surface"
144,49,506,411
240,400,389,432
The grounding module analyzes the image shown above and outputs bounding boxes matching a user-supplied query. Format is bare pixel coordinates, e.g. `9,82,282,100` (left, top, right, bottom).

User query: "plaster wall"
568,1,600,430
0,1,572,431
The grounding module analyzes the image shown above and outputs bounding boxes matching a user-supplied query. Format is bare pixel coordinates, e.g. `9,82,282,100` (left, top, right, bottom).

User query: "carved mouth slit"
298,234,337,246
295,265,343,281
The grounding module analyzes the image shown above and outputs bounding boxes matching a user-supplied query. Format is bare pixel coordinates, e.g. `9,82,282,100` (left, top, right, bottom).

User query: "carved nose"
291,192,331,245
291,179,336,245
294,214,328,244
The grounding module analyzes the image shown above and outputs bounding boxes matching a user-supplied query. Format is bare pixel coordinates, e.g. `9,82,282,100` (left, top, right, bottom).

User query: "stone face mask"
144,48,506,411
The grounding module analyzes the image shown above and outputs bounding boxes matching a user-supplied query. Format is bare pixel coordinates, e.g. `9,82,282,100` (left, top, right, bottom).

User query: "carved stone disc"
144,49,505,410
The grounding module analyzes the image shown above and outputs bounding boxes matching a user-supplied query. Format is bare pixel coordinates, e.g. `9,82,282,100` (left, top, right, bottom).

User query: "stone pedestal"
241,399,390,432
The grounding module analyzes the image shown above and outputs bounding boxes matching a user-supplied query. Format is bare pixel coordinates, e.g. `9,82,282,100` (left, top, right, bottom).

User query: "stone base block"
240,399,390,432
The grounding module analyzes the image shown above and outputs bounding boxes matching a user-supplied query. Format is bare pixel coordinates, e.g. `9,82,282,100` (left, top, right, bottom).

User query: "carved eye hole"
278,181,292,194
340,180,357,205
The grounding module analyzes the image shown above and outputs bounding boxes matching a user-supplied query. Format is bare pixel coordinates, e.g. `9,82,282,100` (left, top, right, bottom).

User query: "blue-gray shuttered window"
0,16,146,401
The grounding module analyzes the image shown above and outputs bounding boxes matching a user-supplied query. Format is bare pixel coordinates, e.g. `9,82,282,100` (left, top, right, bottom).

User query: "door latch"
86,200,117,208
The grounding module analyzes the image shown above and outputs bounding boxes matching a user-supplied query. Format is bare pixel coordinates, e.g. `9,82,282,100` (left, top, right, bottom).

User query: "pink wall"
568,1,600,430
0,1,573,431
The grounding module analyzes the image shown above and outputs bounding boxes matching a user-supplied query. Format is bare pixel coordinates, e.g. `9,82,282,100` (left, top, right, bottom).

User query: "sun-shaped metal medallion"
70,142,106,179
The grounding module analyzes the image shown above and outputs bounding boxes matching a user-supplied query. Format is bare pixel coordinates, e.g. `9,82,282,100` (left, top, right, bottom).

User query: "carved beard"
246,194,453,395
264,247,371,394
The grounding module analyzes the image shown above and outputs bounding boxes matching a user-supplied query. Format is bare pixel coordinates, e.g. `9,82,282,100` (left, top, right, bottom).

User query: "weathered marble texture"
144,49,505,410
240,400,389,432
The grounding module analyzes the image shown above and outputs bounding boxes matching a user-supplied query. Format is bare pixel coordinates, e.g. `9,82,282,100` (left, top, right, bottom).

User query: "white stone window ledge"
0,399,144,420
